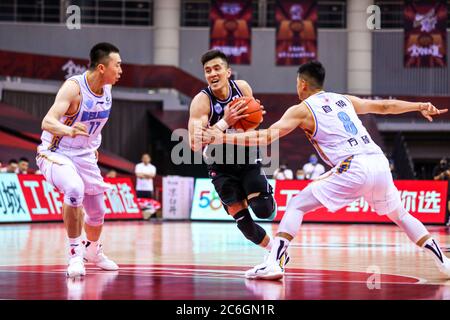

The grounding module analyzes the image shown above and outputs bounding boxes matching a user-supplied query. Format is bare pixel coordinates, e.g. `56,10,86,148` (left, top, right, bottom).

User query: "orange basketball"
230,96,263,131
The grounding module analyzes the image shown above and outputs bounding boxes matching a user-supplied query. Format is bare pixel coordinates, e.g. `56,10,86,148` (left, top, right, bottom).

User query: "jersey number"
337,112,358,135
88,121,101,135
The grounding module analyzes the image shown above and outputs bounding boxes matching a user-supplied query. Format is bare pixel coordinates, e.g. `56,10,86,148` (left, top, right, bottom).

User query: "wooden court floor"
0,220,450,300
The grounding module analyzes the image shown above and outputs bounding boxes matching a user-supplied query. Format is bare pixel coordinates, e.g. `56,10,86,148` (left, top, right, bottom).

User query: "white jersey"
38,72,112,157
303,91,383,167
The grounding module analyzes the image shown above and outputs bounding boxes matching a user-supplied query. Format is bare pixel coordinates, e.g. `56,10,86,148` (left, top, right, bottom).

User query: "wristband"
215,119,229,131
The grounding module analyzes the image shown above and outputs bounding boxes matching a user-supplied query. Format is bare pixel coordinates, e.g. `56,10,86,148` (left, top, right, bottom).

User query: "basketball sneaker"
245,251,290,280
67,246,86,278
83,241,119,271
422,238,450,278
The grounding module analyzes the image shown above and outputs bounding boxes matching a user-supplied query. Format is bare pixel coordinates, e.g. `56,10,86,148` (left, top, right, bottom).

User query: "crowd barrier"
0,174,142,223
191,178,449,225
1,174,448,225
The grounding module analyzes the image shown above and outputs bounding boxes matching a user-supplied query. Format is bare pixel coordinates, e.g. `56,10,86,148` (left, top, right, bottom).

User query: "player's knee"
63,183,84,207
387,205,408,223
83,194,106,226
234,209,266,245
248,193,275,219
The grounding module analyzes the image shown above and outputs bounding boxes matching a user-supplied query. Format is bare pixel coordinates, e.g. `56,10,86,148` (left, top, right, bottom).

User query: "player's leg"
227,201,271,250
82,194,119,271
367,156,450,277
245,184,323,280
75,153,118,270
241,165,277,250
37,154,86,277
208,166,272,250
386,205,450,277
242,165,276,220
247,156,366,280
364,155,450,277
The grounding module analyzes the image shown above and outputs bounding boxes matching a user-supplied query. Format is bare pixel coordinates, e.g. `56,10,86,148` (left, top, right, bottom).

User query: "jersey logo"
81,109,111,121
85,99,94,109
322,105,332,113
214,103,223,114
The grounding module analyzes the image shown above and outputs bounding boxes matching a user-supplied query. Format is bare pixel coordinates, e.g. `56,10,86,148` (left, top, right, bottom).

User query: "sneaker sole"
66,271,86,278
97,265,119,271
246,273,284,281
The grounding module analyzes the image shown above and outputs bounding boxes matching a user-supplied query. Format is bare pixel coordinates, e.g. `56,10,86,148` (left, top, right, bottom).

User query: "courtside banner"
0,174,31,222
274,180,449,224
275,0,318,66
404,0,447,67
210,0,252,64
0,174,142,223
190,178,276,221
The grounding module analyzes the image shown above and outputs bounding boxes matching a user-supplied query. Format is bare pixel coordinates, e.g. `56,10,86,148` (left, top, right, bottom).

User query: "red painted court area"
0,264,448,300
1,221,450,300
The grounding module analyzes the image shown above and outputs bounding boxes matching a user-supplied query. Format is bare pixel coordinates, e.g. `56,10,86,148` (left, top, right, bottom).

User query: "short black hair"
8,159,18,165
297,60,325,89
201,50,229,67
19,157,29,163
89,42,120,69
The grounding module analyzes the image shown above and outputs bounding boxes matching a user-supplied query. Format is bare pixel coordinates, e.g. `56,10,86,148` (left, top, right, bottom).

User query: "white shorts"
36,150,110,195
310,153,402,215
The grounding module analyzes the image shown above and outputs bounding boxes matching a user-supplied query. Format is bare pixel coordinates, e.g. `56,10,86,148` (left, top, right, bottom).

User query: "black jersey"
201,79,243,127
201,80,259,167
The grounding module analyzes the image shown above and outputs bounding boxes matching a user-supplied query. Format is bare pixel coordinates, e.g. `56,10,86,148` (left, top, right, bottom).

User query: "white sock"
68,236,82,256
268,236,290,263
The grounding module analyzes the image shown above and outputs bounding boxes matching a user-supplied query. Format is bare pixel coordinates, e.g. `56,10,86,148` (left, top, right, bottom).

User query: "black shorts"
207,163,273,207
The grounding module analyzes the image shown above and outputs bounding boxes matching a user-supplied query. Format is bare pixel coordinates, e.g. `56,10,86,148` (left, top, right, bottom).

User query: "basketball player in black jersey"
188,50,287,261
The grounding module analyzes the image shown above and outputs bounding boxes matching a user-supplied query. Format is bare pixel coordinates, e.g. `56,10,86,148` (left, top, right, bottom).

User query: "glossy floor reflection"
0,221,449,300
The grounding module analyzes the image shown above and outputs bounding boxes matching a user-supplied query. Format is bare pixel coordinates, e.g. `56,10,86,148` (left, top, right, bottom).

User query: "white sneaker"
67,255,86,278
423,238,450,278
84,242,119,271
245,251,289,280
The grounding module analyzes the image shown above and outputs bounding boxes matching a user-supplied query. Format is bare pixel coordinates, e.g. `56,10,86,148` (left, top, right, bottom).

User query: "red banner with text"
404,0,447,67
274,180,448,224
210,0,252,64
0,174,142,223
275,0,318,65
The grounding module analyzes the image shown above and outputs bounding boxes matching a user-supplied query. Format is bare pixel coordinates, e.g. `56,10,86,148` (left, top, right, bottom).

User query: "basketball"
230,96,263,131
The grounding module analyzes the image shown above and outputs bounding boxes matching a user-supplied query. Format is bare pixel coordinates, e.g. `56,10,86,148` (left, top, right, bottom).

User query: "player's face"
102,53,122,85
203,58,231,91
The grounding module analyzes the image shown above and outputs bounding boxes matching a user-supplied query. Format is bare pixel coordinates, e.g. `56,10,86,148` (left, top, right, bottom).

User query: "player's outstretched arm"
200,103,306,146
41,80,88,137
346,95,448,121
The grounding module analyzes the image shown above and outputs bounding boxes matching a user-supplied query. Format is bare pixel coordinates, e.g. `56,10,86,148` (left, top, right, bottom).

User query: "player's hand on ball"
70,123,89,137
419,102,448,122
223,99,249,126
255,99,266,123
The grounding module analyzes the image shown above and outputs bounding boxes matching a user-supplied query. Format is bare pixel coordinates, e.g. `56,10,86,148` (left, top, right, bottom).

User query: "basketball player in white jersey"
37,43,122,277
199,61,450,280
